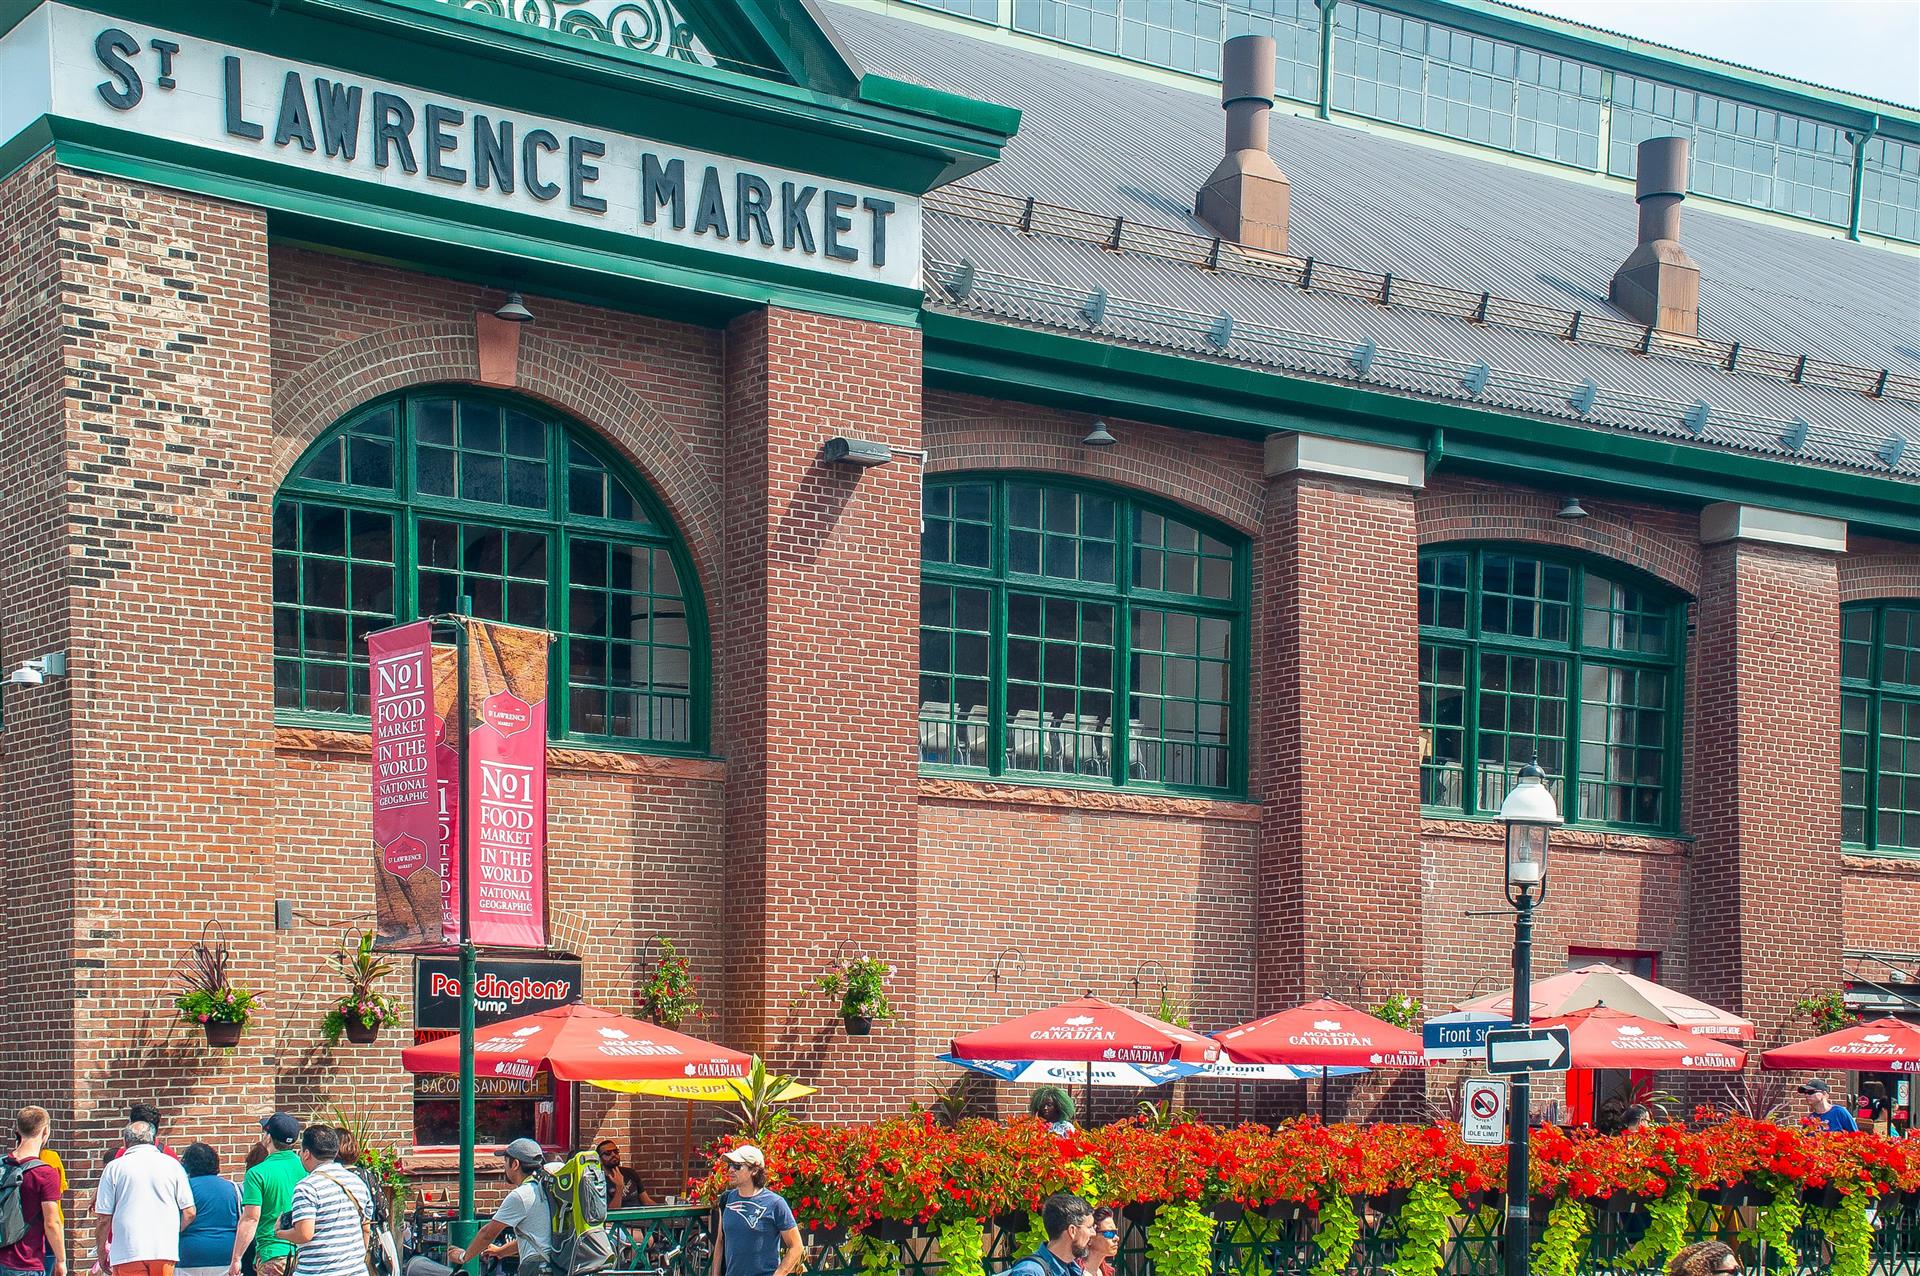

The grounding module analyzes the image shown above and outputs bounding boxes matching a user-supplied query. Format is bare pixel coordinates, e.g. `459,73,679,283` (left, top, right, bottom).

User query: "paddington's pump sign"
0,6,922,290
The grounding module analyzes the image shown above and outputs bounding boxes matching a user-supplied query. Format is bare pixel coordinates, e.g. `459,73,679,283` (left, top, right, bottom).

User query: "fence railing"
593,1194,1920,1274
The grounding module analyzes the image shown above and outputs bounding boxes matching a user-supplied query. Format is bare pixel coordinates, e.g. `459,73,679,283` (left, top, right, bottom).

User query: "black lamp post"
1500,760,1561,1276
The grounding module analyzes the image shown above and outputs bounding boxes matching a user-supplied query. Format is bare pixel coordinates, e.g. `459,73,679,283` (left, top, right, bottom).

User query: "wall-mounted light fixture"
1081,419,1117,448
8,652,67,686
494,291,534,323
821,437,895,467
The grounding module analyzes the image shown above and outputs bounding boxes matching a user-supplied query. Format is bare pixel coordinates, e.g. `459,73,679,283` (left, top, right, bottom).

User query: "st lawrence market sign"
1,6,922,291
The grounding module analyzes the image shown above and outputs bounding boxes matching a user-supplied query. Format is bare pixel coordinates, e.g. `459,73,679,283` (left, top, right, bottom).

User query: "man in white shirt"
274,1127,371,1276
94,1122,195,1276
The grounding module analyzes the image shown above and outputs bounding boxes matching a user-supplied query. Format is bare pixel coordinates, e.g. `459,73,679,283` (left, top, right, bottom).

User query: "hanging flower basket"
1801,1183,1844,1211
345,1020,381,1045
1208,1199,1246,1223
861,1218,915,1243
807,1221,848,1247
843,1015,874,1036
992,1210,1030,1235
204,1020,244,1048
1121,1201,1159,1228
1259,1199,1311,1222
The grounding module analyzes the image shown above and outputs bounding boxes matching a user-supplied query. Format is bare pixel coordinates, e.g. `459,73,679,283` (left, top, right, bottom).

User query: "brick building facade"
3,0,1917,1198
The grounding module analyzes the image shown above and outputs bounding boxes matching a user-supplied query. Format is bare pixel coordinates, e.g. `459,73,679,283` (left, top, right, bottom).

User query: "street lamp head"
1499,761,1561,898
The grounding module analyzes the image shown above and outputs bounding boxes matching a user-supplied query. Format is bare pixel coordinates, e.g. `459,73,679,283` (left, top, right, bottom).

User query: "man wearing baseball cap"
225,1116,305,1276
1798,1080,1859,1132
710,1146,801,1276
448,1140,550,1276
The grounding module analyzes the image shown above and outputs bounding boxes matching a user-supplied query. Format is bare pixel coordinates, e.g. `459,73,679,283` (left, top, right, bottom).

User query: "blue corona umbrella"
939,1053,1203,1087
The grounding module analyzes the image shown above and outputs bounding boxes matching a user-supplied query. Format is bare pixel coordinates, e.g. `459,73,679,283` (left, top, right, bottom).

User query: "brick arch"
269,320,720,585
924,406,1264,536
1417,483,1702,597
1839,555,1920,605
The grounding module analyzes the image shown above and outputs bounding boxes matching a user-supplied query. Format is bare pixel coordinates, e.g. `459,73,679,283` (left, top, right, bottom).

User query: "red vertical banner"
432,643,463,946
368,621,446,950
464,620,553,950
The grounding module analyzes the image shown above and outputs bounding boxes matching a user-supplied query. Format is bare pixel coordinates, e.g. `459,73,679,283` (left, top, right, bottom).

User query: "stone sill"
1842,852,1920,877
917,776,1262,822
274,726,727,781
1421,817,1688,857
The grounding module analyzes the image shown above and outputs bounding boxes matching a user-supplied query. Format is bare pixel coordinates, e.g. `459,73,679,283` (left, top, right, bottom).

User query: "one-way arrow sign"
1483,1026,1572,1075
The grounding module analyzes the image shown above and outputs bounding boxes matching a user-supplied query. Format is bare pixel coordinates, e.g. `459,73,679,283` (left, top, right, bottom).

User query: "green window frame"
1842,600,1920,858
1418,544,1685,831
273,388,708,753
919,474,1249,797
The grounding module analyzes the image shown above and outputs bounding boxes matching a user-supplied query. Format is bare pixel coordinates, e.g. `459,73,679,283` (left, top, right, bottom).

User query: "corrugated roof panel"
832,3,1920,373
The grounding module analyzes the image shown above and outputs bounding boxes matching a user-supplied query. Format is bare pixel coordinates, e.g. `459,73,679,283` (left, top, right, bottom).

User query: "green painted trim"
1418,541,1686,834
0,118,54,186
60,0,1013,193
276,385,714,754
1839,599,1920,858
921,471,1250,799
921,311,1920,539
859,74,1022,139
43,118,924,327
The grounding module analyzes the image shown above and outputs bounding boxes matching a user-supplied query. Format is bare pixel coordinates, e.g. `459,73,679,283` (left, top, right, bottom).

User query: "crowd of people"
1,1105,379,1276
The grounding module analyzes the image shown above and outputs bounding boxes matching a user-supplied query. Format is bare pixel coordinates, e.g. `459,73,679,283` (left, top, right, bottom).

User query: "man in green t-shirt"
226,1115,307,1276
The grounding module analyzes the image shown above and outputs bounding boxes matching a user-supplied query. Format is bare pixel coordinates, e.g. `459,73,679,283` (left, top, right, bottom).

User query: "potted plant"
1792,989,1856,1034
175,929,258,1047
321,931,397,1045
642,936,705,1028
815,956,894,1035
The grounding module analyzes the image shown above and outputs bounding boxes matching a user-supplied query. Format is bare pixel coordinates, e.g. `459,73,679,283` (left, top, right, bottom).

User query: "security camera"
8,652,66,686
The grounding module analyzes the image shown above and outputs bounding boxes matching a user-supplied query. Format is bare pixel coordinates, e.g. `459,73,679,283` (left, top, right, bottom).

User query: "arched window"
1419,545,1684,829
273,389,705,751
1842,600,1920,856
919,475,1248,795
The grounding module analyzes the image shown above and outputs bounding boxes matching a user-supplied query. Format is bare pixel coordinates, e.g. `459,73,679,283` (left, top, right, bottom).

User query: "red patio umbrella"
949,995,1221,1066
1455,963,1754,1040
1212,998,1428,1118
1534,1006,1747,1071
400,1003,751,1082
1760,1017,1920,1073
949,995,1219,1121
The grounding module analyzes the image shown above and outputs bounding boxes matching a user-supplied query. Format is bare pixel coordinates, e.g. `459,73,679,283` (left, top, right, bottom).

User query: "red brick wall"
914,786,1261,1121
1257,473,1425,1119
1690,543,1844,1045
720,309,925,1120
0,153,83,1143
9,169,282,1170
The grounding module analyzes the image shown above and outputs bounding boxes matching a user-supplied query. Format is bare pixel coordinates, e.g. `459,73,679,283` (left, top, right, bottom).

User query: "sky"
1515,0,1920,107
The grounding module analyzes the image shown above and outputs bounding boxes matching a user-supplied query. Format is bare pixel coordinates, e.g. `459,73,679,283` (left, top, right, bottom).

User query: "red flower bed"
690,1112,1920,1227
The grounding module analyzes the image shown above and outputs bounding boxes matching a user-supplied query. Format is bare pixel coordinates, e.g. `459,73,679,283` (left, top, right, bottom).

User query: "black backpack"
0,1158,46,1249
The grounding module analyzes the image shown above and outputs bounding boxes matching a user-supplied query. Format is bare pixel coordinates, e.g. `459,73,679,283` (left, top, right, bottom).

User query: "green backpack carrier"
537,1151,613,1276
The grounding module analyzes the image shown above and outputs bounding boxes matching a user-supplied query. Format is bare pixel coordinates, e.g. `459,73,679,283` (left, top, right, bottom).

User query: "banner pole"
454,600,477,1271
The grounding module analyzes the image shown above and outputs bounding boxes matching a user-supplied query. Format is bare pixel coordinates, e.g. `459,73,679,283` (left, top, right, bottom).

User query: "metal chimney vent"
1610,136,1700,336
1195,35,1291,254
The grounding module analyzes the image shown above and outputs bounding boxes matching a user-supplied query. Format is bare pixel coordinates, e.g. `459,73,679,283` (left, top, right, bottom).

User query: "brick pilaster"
1,166,280,1156
1255,442,1425,1118
720,308,923,1120
1690,532,1844,1046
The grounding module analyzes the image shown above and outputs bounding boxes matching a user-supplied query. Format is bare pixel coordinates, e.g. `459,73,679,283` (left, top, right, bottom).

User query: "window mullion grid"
1862,603,1884,852
548,423,569,743
989,478,1010,781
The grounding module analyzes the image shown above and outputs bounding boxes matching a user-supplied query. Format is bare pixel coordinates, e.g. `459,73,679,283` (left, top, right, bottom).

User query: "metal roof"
824,2,1920,485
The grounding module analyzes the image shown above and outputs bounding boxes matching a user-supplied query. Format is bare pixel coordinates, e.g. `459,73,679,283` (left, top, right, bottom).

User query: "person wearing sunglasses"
1084,1206,1120,1276
1667,1241,1741,1276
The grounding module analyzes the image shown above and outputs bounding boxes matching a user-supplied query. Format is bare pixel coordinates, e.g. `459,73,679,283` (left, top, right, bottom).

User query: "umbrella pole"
682,1100,694,1184
1320,1065,1328,1122
1085,1060,1093,1128
1234,1082,1243,1125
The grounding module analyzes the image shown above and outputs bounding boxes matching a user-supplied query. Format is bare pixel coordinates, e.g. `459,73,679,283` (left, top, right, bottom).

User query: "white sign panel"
2,5,922,291
1461,1077,1507,1146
